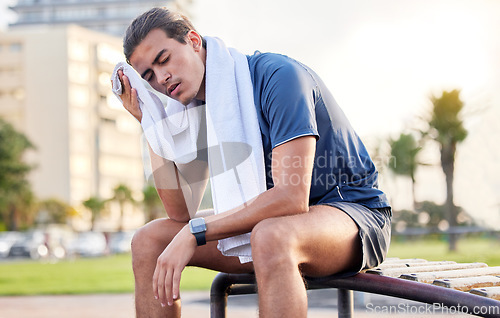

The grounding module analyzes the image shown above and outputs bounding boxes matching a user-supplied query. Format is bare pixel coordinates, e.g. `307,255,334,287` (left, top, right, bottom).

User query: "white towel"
205,37,267,263
111,62,202,164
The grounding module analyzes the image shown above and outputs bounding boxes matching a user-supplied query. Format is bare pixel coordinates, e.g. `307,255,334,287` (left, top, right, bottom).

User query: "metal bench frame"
210,272,500,318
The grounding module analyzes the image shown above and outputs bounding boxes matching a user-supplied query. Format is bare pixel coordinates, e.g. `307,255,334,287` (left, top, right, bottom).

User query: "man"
116,7,391,318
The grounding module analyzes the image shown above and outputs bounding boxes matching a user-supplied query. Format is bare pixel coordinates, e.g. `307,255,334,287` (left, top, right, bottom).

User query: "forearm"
204,185,309,241
157,188,190,222
149,145,191,222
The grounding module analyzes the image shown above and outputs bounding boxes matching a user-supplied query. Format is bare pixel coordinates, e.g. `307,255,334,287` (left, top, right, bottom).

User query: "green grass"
0,253,217,296
388,235,500,266
0,254,133,296
1,236,499,296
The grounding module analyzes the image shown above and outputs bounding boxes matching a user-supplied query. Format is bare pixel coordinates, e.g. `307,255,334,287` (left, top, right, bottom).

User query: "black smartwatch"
189,217,207,246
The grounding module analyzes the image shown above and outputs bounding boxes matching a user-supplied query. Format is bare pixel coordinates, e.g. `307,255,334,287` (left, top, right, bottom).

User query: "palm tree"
427,89,468,251
389,133,422,210
110,183,135,232
142,184,163,222
82,196,107,231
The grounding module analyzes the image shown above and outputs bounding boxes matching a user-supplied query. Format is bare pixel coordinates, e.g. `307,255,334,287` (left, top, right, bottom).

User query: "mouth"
167,83,180,97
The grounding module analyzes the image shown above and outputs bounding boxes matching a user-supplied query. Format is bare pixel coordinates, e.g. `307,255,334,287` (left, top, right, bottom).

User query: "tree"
82,196,107,231
110,183,135,232
388,133,422,209
427,89,468,251
0,118,36,230
142,184,163,222
36,198,75,225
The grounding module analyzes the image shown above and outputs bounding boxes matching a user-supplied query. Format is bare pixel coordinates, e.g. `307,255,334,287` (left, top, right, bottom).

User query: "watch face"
190,218,207,233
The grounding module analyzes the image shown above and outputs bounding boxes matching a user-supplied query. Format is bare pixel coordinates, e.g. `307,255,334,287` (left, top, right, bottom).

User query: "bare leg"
250,205,362,318
131,217,253,318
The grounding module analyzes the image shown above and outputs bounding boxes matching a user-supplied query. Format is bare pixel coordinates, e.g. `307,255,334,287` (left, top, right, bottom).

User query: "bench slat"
375,260,456,270
470,287,500,300
401,266,500,283
433,276,500,291
381,258,427,264
367,262,487,277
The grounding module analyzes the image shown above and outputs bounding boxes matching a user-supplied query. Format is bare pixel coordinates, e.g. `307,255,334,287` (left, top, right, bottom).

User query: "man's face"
129,28,206,105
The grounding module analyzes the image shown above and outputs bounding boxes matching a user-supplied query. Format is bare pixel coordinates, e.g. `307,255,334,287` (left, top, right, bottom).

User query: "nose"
156,68,171,86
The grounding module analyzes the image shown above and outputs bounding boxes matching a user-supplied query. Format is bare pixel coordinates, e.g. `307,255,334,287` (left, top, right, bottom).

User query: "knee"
130,225,153,271
250,219,297,272
130,225,149,257
130,219,176,272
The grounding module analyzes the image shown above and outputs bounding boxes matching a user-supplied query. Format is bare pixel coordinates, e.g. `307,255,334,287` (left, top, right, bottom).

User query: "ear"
187,30,203,52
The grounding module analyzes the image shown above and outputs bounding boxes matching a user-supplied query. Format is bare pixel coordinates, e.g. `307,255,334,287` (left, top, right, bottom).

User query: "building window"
71,131,90,153
70,108,90,130
116,115,138,133
106,92,123,110
70,154,91,176
12,88,25,101
68,40,89,62
98,72,111,87
101,116,115,123
9,43,22,52
69,85,90,108
96,43,124,66
68,62,90,84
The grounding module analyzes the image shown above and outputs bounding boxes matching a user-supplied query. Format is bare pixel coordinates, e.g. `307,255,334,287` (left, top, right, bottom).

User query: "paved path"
0,291,471,317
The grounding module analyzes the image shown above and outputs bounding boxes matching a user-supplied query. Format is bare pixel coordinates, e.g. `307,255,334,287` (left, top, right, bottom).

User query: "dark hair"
123,7,199,63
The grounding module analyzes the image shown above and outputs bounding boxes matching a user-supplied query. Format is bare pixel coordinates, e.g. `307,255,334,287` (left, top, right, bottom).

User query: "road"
0,290,471,317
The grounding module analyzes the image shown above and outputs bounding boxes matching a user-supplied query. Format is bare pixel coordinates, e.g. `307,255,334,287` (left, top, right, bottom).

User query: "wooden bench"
210,258,500,317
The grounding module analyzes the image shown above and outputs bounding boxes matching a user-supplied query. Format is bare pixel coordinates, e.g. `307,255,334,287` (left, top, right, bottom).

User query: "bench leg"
210,273,231,318
337,289,353,318
210,292,227,318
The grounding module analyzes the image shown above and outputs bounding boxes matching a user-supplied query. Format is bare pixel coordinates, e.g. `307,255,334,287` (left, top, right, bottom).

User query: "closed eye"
141,49,168,82
144,70,154,82
160,55,169,64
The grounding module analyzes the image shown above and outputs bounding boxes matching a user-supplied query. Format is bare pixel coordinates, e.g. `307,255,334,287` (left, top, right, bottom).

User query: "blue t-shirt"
247,52,390,209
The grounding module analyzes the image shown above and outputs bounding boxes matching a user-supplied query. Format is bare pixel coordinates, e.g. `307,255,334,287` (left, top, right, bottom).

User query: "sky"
1,0,499,227
0,0,15,28
192,0,500,135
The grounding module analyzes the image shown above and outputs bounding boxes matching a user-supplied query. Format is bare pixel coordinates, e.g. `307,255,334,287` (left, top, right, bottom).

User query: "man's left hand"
152,225,196,307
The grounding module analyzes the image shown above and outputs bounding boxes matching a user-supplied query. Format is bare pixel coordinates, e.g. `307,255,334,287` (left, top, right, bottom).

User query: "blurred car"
0,231,24,258
68,231,107,257
6,226,74,260
8,230,47,259
109,231,134,254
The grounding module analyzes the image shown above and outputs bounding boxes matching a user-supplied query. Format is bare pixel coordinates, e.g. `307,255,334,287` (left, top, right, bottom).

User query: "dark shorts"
320,201,392,278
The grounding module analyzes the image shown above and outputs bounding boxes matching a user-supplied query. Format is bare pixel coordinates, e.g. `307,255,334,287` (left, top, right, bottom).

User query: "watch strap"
193,231,206,246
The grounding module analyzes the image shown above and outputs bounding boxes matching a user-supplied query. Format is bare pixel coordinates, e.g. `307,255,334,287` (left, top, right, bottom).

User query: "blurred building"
0,0,195,230
0,25,145,230
8,0,193,37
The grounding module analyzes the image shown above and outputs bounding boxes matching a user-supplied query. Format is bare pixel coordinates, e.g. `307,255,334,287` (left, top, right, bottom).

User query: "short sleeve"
258,56,319,148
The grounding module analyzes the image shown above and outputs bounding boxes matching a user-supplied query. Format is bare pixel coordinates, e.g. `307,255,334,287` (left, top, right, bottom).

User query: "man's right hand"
116,69,143,122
